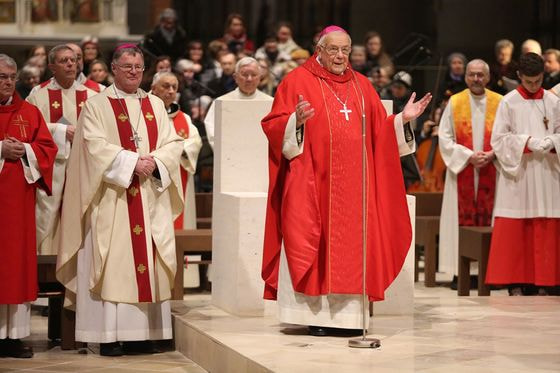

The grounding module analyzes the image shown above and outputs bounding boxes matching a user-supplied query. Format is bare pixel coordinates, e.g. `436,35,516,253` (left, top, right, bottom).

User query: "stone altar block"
211,99,273,316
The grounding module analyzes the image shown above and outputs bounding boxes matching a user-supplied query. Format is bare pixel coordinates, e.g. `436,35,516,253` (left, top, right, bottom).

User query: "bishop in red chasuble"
0,54,56,357
261,27,431,333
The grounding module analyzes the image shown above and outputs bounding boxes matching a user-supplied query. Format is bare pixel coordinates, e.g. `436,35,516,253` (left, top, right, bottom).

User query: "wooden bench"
410,192,443,287
458,226,492,296
173,229,212,300
37,255,78,350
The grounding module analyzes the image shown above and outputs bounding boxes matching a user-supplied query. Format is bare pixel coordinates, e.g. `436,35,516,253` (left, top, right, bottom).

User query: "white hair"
160,8,177,21
235,56,260,73
466,59,490,76
175,58,195,72
0,54,17,69
19,64,40,79
151,71,177,87
317,31,352,48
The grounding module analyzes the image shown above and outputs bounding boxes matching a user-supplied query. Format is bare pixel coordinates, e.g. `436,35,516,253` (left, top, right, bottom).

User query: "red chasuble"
261,55,412,302
0,93,57,303
172,111,190,229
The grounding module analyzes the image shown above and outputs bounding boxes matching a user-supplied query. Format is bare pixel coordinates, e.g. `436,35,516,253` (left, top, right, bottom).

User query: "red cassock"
0,93,57,304
261,55,412,302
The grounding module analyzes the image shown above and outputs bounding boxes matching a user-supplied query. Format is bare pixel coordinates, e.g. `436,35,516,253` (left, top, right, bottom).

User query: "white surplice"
491,89,560,218
277,113,414,328
438,92,488,276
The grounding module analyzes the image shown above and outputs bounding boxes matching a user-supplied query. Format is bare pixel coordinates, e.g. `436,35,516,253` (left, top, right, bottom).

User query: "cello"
407,58,446,192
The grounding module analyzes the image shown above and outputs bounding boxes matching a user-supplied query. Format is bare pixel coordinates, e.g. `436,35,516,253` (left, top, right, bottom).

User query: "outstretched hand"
402,92,432,123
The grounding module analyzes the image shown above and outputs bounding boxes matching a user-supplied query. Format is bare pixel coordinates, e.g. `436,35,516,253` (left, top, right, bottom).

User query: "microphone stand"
348,71,381,349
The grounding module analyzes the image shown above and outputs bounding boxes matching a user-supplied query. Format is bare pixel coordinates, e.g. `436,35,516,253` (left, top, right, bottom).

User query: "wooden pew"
409,192,443,287
458,226,492,296
37,255,77,350
173,229,212,300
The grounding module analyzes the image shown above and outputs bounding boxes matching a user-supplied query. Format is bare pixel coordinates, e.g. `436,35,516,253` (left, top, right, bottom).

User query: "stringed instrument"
407,57,446,192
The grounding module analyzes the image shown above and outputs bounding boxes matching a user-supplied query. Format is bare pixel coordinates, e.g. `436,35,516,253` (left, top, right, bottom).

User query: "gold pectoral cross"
11,115,29,139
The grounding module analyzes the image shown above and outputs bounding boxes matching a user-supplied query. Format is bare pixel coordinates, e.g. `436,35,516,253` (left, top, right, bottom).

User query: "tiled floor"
173,280,560,373
0,308,207,373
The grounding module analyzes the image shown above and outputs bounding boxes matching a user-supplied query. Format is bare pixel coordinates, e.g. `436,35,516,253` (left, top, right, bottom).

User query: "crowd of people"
1,6,559,358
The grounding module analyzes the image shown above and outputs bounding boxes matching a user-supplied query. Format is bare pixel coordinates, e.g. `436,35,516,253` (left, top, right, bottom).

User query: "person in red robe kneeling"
0,54,57,358
261,26,431,336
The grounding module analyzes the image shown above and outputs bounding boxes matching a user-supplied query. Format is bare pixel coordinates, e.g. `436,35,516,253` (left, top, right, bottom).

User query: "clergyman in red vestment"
0,54,56,358
261,26,431,335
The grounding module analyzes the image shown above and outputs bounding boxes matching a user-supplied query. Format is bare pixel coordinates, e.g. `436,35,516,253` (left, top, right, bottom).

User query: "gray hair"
19,64,40,79
160,8,177,21
48,45,75,64
317,32,352,48
235,56,260,73
466,59,490,76
447,52,467,67
151,71,177,86
0,54,17,70
175,58,195,72
495,39,514,54
112,45,143,64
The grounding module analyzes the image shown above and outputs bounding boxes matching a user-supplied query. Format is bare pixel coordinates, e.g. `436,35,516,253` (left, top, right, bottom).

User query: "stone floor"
0,308,207,373
2,276,559,373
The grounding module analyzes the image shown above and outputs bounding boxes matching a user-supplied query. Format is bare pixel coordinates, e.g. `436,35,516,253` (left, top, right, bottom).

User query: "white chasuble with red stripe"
26,79,97,255
55,85,184,305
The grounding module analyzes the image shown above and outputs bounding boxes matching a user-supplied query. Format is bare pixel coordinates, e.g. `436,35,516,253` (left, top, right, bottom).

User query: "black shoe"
327,328,364,337
122,340,161,355
100,342,124,357
450,276,458,290
308,326,328,337
0,338,33,358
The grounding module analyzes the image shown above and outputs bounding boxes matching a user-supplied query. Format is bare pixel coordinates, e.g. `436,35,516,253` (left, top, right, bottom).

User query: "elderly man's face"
465,63,490,95
0,62,17,102
112,52,144,93
234,62,260,95
496,47,512,66
152,75,178,108
318,32,351,75
544,53,560,74
67,44,84,73
220,54,236,76
50,49,77,83
161,17,175,31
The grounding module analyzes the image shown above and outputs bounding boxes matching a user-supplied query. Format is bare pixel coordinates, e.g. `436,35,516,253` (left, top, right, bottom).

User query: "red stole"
108,96,158,302
83,79,101,93
47,89,88,122
451,89,501,226
172,111,190,229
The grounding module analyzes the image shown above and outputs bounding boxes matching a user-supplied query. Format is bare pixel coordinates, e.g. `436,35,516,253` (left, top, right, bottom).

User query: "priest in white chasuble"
486,52,560,296
151,71,202,229
438,59,502,280
204,56,273,150
0,54,57,358
27,44,98,255
55,44,184,356
261,26,431,336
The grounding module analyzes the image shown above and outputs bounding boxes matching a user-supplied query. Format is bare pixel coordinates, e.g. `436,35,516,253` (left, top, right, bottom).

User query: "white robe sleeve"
547,99,560,167
282,112,304,160
438,103,473,175
20,143,42,183
48,122,71,159
152,157,171,191
102,150,139,188
204,101,216,150
181,117,202,174
491,99,530,177
394,113,416,156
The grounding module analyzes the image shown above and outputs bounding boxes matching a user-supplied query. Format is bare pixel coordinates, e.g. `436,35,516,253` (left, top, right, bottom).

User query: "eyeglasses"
0,73,17,82
238,72,259,80
56,57,77,64
114,64,145,72
321,45,351,56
